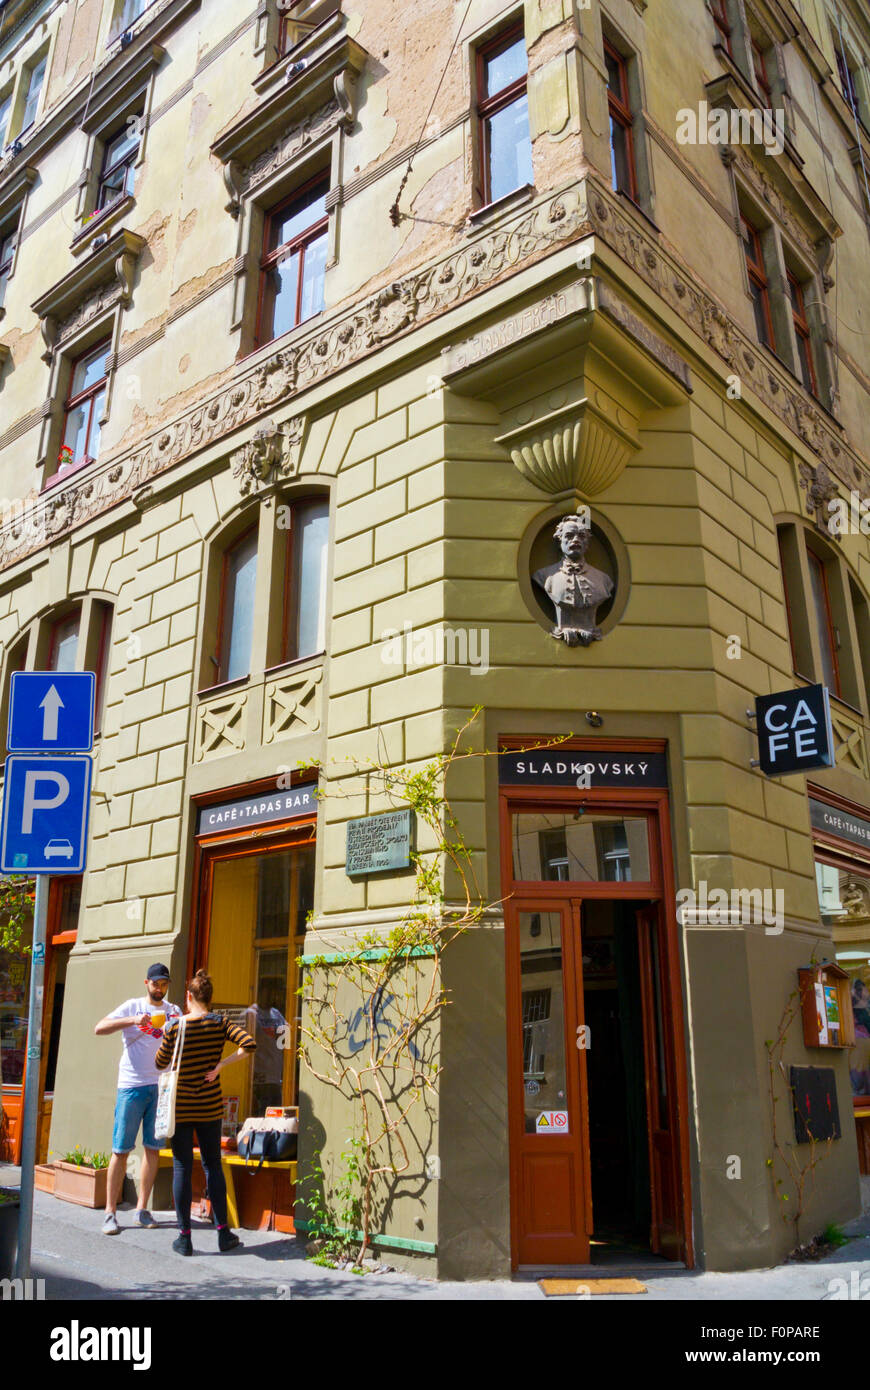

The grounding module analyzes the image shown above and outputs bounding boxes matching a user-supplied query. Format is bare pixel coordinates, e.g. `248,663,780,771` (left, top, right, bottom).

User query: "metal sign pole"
14,872,49,1280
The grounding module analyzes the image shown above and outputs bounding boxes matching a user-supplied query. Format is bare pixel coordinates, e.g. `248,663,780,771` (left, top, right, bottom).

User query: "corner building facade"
0,0,869,1277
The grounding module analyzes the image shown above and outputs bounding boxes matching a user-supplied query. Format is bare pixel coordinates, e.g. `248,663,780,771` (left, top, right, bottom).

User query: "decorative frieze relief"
798,459,840,534
0,177,866,572
230,416,307,495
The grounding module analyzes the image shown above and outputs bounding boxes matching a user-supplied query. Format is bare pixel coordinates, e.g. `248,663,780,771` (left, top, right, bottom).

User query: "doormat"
538,1278,647,1296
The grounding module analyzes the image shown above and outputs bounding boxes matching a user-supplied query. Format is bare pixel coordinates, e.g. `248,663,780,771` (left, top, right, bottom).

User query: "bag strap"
169,1015,185,1074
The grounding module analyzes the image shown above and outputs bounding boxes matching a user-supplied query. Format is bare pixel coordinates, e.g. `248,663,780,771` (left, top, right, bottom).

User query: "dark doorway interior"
582,899,652,1262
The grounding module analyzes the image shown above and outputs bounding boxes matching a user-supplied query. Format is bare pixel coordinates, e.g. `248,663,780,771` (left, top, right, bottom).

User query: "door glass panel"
649,915,669,1124
512,812,650,882
518,911,568,1133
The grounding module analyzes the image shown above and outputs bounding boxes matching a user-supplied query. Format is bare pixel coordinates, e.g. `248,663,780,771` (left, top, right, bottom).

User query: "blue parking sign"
0,755,92,874
7,671,95,753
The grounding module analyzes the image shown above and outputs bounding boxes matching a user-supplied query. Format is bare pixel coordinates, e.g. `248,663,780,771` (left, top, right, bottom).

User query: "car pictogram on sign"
43,838,75,860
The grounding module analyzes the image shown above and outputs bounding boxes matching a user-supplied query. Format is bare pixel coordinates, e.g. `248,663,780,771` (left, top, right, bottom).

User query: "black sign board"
754,685,834,777
346,809,415,876
197,784,316,835
498,750,668,788
809,797,870,853
790,1066,841,1143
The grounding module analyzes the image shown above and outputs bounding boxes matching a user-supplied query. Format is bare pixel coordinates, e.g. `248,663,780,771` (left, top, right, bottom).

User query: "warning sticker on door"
535,1110,569,1133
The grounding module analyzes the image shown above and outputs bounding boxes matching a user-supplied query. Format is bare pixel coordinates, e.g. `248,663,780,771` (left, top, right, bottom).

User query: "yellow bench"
157,1148,297,1228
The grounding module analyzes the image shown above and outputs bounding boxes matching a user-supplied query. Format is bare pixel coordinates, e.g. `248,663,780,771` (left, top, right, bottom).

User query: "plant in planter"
0,1187,20,1279
53,1148,110,1208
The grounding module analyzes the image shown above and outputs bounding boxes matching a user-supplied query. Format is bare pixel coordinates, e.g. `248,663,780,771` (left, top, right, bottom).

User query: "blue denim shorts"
112,1085,160,1153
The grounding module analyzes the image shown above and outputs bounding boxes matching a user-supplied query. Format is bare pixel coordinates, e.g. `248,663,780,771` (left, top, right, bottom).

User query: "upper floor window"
47,610,81,673
0,89,11,149
477,24,533,206
740,213,774,350
777,522,870,714
279,0,340,56
0,223,15,305
60,342,110,477
605,41,637,201
256,177,328,349
281,497,328,662
835,44,861,121
218,526,258,684
97,117,141,211
787,271,818,397
751,35,773,103
711,0,734,58
113,0,149,38
20,56,46,134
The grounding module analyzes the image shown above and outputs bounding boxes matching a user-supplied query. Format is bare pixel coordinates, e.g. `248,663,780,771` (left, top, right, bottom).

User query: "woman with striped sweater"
155,969,256,1256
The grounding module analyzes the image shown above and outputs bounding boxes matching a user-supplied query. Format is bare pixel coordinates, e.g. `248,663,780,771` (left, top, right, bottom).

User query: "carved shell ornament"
496,397,640,497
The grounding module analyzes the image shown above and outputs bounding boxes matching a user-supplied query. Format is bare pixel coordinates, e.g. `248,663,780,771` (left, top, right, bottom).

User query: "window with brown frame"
477,23,533,207
740,214,775,350
787,271,818,396
711,0,734,58
0,221,15,305
96,115,141,211
279,497,329,665
604,40,637,201
836,44,861,123
807,545,841,697
47,609,81,674
278,0,340,56
57,341,110,479
751,35,772,102
256,176,328,349
216,525,258,685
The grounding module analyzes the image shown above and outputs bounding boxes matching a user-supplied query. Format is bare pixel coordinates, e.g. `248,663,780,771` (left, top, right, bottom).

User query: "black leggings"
170,1121,228,1230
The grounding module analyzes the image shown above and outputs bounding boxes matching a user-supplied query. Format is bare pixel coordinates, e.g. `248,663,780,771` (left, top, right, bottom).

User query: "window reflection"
512,812,650,882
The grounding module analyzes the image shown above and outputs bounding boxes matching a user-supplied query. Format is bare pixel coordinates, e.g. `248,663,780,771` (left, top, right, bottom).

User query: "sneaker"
172,1233,193,1256
101,1212,121,1236
218,1227,241,1253
136,1210,157,1228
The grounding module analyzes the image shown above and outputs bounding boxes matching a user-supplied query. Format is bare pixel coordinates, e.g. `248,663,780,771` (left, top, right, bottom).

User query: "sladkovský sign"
809,798,870,852
346,808,415,876
197,785,316,834
498,750,668,788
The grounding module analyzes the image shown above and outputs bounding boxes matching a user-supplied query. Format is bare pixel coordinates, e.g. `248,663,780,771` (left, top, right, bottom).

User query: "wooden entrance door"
506,898,592,1265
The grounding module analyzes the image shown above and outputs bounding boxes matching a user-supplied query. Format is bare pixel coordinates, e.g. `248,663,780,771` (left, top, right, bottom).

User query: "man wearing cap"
94,963,182,1234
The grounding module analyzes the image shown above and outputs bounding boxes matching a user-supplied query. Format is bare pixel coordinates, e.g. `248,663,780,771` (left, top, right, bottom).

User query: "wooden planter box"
34,1164,56,1195
0,1192,19,1279
53,1161,108,1209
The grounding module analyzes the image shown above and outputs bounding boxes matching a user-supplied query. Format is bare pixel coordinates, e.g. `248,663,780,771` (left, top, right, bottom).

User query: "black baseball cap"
146,963,170,982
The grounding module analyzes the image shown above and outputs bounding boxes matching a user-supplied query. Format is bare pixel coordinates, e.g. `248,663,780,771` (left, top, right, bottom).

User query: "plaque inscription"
346,808,415,877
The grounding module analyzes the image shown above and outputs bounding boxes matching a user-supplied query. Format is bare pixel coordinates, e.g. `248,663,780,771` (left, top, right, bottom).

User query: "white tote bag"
154,1016,185,1142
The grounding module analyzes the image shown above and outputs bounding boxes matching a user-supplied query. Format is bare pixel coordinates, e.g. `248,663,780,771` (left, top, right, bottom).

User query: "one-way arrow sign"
7,671,95,753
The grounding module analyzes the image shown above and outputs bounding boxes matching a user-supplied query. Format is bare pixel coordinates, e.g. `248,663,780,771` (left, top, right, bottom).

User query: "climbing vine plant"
297,710,567,1265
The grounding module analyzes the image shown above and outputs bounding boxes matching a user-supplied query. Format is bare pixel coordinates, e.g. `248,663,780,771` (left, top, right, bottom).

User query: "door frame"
499,750,694,1268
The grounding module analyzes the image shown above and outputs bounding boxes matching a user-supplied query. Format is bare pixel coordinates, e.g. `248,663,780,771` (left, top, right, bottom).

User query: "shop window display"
817,861,870,1097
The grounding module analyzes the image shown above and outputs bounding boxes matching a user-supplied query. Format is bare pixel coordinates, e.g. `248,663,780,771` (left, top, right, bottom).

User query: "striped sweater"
154,1012,256,1125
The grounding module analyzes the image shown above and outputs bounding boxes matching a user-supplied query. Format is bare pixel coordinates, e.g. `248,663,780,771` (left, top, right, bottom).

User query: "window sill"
467,183,535,230
613,186,660,234
71,195,136,256
41,458,97,493
240,307,326,365
264,652,325,679
197,675,251,700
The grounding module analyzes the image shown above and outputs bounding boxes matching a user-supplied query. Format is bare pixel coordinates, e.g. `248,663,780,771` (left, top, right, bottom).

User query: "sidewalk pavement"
3,1168,870,1300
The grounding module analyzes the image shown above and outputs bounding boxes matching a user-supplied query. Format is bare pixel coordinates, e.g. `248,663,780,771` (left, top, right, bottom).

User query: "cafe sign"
810,798,870,854
197,784,316,835
754,685,834,777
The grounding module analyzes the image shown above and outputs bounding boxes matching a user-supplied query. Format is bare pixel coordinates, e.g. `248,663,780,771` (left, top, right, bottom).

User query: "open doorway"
582,899,652,1263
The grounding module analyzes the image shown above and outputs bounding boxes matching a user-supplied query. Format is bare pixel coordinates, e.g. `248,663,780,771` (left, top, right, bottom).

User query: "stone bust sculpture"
532,516,614,646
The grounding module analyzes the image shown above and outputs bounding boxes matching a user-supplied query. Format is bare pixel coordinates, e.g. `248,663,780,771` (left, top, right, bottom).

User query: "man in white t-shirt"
94,963,182,1235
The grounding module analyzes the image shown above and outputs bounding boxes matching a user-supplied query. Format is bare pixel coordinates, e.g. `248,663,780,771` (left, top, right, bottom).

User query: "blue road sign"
0,755,93,874
7,671,95,753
